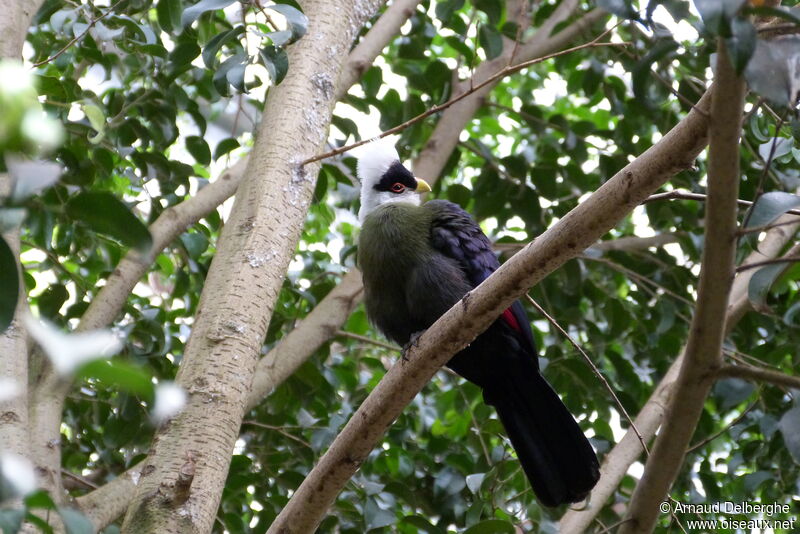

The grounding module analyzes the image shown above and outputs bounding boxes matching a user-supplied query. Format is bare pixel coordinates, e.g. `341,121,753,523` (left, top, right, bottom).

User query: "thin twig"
645,190,800,217
61,468,100,490
457,385,491,464
737,217,800,236
734,255,800,273
300,38,628,166
742,109,790,228
335,330,399,351
32,0,126,68
686,399,758,453
718,363,800,390
525,295,650,456
242,420,311,447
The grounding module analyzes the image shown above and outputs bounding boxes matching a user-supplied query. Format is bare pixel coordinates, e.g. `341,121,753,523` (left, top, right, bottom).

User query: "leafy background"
1,0,799,532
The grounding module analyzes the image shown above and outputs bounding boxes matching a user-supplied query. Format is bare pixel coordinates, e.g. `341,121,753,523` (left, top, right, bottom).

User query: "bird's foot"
401,330,425,362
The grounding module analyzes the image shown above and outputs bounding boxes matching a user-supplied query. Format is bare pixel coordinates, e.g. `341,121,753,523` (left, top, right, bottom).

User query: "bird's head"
356,138,431,222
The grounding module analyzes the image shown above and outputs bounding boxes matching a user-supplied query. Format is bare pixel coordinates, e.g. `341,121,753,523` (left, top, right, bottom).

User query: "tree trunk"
119,1,382,532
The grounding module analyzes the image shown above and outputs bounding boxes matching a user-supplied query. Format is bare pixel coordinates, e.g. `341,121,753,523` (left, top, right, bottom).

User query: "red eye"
390,183,405,193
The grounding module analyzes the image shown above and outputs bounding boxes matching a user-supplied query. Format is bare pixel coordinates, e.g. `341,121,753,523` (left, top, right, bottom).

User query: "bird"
355,138,600,507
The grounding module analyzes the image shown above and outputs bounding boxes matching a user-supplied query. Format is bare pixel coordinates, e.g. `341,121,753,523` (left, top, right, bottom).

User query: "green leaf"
0,237,19,333
744,35,800,106
259,45,289,84
465,472,485,494
463,519,516,534
713,378,755,411
226,61,247,93
201,26,245,68
180,232,208,259
264,30,293,47
400,516,446,534
181,0,235,29
266,4,308,42
724,17,756,74
361,66,382,99
37,283,69,319
25,490,56,509
364,497,396,530
745,191,800,229
186,135,211,165
157,0,183,33
76,359,154,398
747,262,785,312
214,138,240,160
478,24,503,60
169,42,200,66
758,137,793,162
474,0,503,25
58,507,94,534
779,405,800,463
435,0,465,23
65,192,153,251
632,40,679,107
694,0,746,36
784,301,800,327
212,53,247,95
82,103,106,137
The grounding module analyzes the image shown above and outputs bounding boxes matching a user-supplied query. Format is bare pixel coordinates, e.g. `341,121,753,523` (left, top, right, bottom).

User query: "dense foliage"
1,0,799,532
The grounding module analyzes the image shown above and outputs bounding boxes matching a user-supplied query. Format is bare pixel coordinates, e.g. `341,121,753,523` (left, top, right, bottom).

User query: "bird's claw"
401,330,425,362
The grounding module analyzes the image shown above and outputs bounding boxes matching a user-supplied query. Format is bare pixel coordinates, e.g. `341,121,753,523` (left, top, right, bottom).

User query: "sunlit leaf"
23,314,124,375
745,191,800,229
7,157,62,202
266,4,308,42
180,0,235,29
744,36,800,107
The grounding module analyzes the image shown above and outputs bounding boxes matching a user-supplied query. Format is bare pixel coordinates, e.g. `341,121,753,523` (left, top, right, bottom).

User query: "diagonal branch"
619,39,747,534
718,363,800,389
303,35,622,165
74,6,609,530
267,78,713,534
560,196,800,532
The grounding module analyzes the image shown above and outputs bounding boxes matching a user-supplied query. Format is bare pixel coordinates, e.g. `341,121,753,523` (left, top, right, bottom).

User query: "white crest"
355,137,423,221
355,137,400,189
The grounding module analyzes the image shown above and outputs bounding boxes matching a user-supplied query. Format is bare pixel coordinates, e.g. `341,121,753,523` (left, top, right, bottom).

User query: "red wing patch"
501,308,521,332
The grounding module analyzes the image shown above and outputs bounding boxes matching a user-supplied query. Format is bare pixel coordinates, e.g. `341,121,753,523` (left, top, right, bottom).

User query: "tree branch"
0,0,50,499
304,34,622,165
620,40,747,534
245,270,364,409
718,363,800,389
267,75,713,534
561,186,800,533
119,2,383,532
645,189,800,217
335,0,421,99
31,0,125,67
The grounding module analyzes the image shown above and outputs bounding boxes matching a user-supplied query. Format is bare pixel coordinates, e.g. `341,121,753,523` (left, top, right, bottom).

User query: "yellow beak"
415,178,432,193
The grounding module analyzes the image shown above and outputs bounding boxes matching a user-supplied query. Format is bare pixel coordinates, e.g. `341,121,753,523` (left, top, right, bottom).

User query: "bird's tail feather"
485,368,600,507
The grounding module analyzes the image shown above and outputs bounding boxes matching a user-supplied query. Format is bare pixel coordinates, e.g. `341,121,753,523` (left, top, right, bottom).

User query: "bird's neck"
358,203,432,272
358,193,422,222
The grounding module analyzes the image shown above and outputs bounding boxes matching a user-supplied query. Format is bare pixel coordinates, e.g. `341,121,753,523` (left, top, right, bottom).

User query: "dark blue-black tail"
486,368,600,507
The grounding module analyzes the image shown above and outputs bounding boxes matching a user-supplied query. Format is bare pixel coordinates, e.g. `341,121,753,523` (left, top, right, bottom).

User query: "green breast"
358,203,432,278
358,203,433,343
